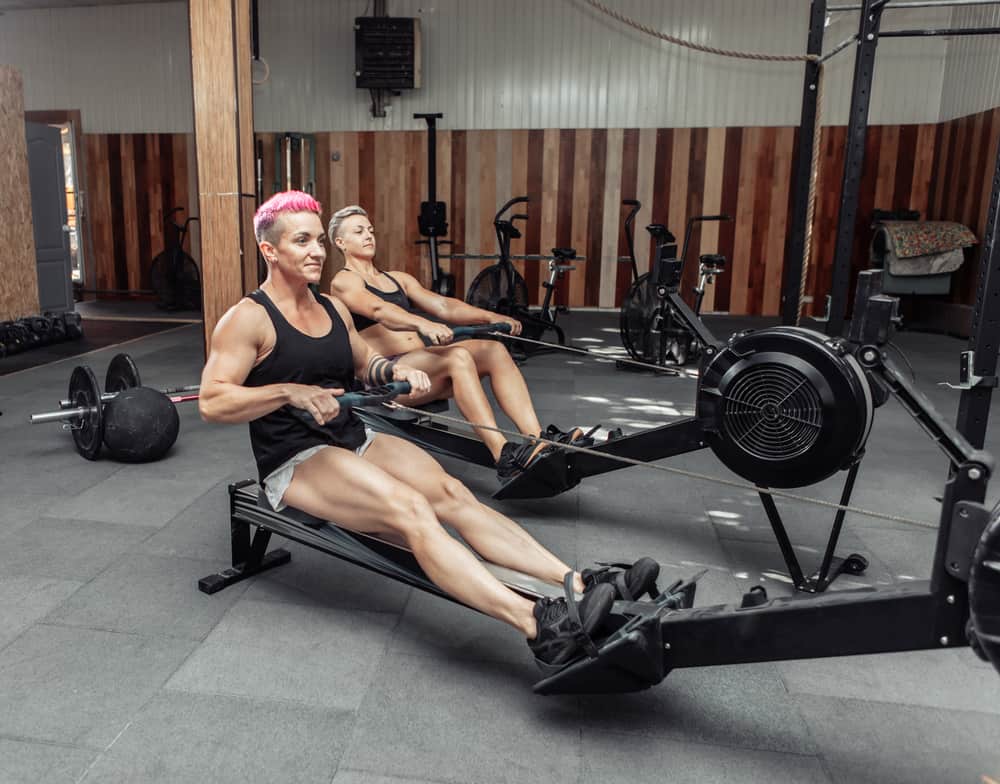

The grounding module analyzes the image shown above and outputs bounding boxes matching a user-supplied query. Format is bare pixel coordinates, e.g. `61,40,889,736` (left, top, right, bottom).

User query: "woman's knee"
476,340,515,373
433,474,476,511
444,346,476,376
385,488,439,543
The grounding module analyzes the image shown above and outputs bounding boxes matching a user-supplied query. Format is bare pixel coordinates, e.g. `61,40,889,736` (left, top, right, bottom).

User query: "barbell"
31,358,182,462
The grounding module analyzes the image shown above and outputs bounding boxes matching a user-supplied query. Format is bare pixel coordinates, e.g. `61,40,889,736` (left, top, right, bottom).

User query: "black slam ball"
102,386,180,462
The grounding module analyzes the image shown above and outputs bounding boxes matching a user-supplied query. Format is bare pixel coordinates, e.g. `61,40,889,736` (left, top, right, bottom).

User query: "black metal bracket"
946,499,993,582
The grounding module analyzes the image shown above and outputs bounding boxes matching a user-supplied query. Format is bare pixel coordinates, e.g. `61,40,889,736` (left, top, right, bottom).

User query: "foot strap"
562,572,601,660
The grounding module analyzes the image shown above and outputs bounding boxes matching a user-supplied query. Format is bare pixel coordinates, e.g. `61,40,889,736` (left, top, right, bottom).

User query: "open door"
26,121,74,313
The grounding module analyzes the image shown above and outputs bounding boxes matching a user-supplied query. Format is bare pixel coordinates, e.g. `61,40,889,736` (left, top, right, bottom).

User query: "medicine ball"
102,386,180,462
696,326,873,488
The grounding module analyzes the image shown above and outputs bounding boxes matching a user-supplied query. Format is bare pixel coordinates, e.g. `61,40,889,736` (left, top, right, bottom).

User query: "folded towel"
880,221,977,258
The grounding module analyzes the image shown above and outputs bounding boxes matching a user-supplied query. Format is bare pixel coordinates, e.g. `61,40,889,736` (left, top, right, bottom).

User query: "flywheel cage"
720,363,823,462
466,265,529,314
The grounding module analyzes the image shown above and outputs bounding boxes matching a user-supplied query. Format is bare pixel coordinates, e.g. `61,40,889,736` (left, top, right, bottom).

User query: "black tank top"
245,288,367,482
347,271,413,332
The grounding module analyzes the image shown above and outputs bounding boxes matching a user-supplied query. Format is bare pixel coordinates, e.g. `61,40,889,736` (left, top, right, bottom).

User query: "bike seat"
497,220,522,240
700,254,726,270
645,224,676,243
551,247,576,261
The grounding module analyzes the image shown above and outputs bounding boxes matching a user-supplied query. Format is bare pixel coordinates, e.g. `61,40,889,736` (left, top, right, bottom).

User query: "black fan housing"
696,327,873,488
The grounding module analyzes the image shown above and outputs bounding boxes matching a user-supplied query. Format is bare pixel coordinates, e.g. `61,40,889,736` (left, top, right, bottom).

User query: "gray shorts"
262,427,377,512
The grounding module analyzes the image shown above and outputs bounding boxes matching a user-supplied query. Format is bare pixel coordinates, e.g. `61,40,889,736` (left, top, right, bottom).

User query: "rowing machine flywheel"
968,505,1000,677
696,327,873,488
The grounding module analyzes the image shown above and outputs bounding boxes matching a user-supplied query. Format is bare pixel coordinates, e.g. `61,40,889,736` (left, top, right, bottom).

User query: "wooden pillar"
189,0,256,349
0,66,41,321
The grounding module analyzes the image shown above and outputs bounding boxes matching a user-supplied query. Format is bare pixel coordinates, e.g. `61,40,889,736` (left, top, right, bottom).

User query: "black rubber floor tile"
795,694,1000,784
166,599,397,711
779,648,1000,714
0,517,150,581
340,652,578,784
0,738,97,784
578,662,818,754
0,574,82,651
0,625,196,747
78,691,351,784
44,553,249,640
580,730,830,784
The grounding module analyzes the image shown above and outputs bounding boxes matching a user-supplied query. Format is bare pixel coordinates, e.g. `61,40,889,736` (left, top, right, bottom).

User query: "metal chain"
383,401,939,530
583,0,819,62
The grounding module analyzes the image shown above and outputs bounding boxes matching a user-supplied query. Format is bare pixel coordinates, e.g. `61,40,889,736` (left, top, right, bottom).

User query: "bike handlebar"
494,196,530,224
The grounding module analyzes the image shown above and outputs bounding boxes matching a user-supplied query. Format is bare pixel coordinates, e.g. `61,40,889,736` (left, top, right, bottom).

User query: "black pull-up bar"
880,26,1000,36
830,0,1000,10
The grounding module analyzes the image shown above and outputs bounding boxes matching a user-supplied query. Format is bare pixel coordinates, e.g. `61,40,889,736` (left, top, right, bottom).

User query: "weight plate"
69,365,103,460
105,353,141,393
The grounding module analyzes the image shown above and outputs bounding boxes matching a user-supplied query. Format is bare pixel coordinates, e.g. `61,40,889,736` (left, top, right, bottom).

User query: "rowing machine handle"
334,381,412,409
288,382,412,428
452,322,513,339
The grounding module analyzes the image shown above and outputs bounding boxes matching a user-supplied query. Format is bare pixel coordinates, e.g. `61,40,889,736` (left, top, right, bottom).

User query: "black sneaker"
496,440,551,483
582,557,661,601
528,582,615,666
545,424,597,448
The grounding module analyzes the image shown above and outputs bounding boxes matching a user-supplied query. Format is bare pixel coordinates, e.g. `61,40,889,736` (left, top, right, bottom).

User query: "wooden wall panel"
82,132,196,295
0,66,40,321
78,107,999,318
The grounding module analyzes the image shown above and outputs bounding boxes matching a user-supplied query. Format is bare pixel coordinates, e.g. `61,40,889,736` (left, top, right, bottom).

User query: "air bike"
199,272,1000,694
618,199,731,368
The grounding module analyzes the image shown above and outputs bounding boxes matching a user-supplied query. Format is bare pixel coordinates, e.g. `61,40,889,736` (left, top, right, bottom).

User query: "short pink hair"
253,190,323,243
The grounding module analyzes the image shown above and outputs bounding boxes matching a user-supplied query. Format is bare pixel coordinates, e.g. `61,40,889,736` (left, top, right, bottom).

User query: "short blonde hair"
327,205,369,249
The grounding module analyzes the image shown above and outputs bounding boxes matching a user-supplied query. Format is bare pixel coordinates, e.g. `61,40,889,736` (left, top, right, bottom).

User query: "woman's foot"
582,557,661,601
496,440,552,483
546,424,596,447
528,583,615,666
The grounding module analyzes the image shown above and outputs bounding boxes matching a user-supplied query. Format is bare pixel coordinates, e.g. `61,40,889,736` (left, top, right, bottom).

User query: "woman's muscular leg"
282,445,538,634
363,434,585,593
394,347,507,461
461,339,543,437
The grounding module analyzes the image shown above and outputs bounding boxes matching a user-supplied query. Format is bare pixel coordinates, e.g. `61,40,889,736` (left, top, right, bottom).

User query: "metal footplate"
531,574,702,695
493,449,578,500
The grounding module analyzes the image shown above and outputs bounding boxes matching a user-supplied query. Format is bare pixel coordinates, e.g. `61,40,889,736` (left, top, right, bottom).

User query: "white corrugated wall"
0,0,996,133
253,0,952,131
939,4,1000,121
0,2,193,133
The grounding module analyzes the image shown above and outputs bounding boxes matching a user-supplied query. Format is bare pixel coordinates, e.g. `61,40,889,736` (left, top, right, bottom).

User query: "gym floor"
2,310,999,784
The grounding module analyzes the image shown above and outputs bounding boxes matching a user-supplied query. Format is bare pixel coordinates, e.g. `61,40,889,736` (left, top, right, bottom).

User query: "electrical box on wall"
354,17,422,90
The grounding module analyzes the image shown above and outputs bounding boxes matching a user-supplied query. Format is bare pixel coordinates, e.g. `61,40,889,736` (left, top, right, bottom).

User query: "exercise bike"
465,196,576,353
150,207,202,312
618,200,729,367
